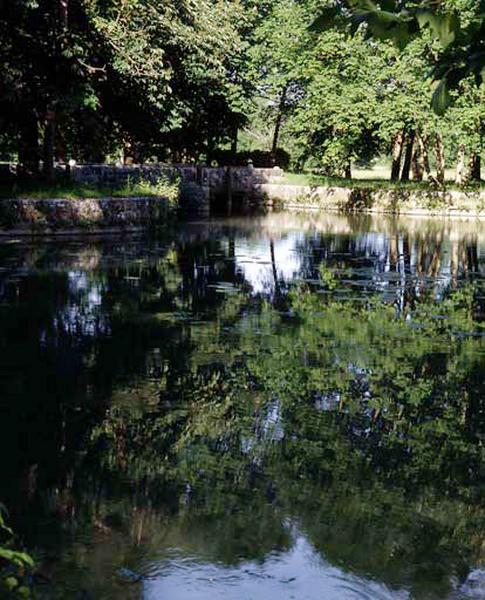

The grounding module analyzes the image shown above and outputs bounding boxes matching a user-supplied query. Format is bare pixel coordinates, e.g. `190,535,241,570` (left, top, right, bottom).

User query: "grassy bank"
0,177,180,203
282,172,484,192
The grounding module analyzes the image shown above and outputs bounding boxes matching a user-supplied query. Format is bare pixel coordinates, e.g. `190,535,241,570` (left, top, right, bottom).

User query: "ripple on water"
142,534,411,600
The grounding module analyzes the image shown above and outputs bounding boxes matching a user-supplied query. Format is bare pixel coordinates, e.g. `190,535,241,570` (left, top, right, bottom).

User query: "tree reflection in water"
0,213,484,599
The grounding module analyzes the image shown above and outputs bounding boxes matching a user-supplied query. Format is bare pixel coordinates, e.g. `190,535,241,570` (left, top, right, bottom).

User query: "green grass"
0,177,180,201
282,171,484,192
1,170,483,202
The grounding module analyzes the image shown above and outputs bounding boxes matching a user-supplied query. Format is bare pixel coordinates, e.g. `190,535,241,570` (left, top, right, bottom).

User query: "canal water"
0,211,484,599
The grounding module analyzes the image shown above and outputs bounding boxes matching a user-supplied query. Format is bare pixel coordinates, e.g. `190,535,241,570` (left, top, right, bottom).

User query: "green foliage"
312,0,485,113
115,175,180,205
0,0,482,182
244,0,482,182
0,0,251,165
0,506,34,599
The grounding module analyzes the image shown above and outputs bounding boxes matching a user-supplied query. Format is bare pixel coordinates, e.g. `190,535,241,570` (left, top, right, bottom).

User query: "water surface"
1,212,484,599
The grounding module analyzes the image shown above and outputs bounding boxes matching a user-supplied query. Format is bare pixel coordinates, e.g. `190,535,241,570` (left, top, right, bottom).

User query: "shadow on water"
0,211,484,599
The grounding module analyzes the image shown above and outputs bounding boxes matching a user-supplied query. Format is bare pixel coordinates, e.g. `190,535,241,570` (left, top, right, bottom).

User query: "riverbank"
263,184,485,218
1,167,485,236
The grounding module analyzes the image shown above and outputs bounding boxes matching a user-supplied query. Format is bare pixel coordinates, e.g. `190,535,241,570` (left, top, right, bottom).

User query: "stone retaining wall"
2,164,485,236
66,164,284,192
65,165,485,218
0,196,173,235
258,184,485,218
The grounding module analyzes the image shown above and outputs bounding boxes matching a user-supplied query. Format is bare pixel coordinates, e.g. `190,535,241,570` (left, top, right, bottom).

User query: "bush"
0,505,34,599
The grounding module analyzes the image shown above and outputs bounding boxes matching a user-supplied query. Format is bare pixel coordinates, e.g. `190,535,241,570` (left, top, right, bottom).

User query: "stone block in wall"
0,196,172,232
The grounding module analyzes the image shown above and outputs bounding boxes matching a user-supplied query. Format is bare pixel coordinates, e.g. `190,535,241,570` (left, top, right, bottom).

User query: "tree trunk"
411,136,424,181
469,154,481,182
271,85,288,160
271,112,282,159
417,133,431,180
435,134,445,184
391,131,405,181
18,110,40,176
43,109,56,180
450,240,459,288
401,131,415,182
455,144,466,185
344,159,352,179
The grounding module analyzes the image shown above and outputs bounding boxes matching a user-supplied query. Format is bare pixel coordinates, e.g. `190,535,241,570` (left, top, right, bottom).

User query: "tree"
245,0,312,162
444,77,485,183
290,30,382,174
312,0,485,114
0,0,250,170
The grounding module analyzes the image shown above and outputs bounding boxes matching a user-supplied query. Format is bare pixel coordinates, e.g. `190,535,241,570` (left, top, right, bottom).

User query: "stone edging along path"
260,184,485,218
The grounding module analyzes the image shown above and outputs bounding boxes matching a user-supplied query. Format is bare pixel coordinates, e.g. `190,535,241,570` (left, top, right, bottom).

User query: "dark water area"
1,211,485,599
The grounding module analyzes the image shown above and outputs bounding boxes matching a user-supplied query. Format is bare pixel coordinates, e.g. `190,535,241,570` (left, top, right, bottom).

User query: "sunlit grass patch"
0,176,180,203
282,171,484,192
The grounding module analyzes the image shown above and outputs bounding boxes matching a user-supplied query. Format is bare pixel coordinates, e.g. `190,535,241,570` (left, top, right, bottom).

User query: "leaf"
4,576,18,590
17,586,31,598
0,548,34,568
416,10,460,48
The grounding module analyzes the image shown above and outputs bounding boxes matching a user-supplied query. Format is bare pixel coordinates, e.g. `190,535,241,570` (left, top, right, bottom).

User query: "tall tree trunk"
271,85,288,160
401,131,415,182
344,159,352,179
427,232,443,278
228,236,236,277
469,154,481,182
455,144,466,185
411,135,424,181
435,134,445,184
41,0,67,180
467,241,479,272
271,113,282,158
417,132,431,180
416,239,425,278
43,109,56,180
18,110,40,176
391,131,405,181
